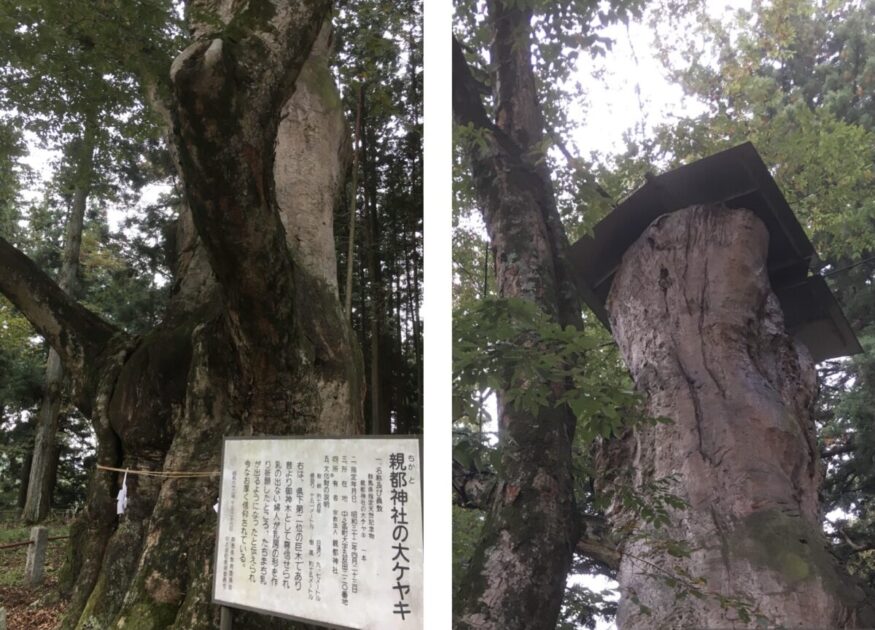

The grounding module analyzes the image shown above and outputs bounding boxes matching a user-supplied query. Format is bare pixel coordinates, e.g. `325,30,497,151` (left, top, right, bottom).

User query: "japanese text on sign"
213,437,422,629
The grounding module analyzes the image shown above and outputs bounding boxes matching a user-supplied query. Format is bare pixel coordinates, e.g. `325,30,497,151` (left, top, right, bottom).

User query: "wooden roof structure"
568,142,862,362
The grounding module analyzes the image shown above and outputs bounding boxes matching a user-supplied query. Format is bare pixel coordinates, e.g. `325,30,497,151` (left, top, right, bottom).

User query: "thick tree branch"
452,36,493,132
0,236,120,385
170,1,330,350
453,7,587,628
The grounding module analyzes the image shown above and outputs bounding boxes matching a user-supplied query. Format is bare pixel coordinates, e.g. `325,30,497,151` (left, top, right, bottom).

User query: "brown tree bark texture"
600,205,874,628
452,2,583,624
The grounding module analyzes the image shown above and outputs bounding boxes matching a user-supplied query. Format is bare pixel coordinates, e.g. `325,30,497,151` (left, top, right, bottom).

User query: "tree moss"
75,566,108,630
731,509,840,591
113,601,179,630
300,61,342,113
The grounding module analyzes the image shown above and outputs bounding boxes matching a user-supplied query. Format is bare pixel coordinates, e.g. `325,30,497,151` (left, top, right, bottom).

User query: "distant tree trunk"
452,1,584,623
344,83,363,321
361,118,387,434
597,205,875,628
17,449,33,509
365,197,392,435
23,125,95,524
0,7,364,629
405,246,422,433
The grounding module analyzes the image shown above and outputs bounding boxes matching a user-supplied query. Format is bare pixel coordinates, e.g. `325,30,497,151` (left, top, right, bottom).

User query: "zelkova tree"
452,0,643,626
453,1,875,629
640,0,875,587
0,3,363,628
597,205,874,627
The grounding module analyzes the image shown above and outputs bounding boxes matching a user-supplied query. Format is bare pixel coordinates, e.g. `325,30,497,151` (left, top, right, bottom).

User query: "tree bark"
23,125,96,524
598,205,875,628
363,155,386,434
1,6,364,629
452,3,584,624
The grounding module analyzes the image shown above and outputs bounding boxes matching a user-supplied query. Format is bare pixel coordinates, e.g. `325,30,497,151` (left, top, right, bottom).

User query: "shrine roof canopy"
568,141,862,362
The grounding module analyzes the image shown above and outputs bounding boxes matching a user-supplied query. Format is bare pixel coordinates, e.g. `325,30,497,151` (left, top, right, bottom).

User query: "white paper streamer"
116,469,128,515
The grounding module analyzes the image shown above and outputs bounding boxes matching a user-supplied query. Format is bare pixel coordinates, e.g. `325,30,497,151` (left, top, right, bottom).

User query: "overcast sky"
570,0,752,159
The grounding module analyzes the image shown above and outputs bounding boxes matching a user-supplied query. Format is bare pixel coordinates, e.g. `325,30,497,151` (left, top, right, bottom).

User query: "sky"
570,0,752,158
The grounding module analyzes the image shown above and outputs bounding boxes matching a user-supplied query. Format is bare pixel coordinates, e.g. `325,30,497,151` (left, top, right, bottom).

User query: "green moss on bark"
113,601,179,630
731,509,846,595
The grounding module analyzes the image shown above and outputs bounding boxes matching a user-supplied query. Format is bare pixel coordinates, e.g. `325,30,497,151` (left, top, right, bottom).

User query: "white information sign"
213,436,423,629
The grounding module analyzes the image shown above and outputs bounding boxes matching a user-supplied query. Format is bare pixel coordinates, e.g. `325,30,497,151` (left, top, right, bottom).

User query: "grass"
0,517,70,630
0,518,69,587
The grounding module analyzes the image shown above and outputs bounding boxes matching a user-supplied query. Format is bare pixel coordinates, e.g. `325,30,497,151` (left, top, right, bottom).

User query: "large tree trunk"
598,205,875,628
23,126,95,524
452,1,584,624
0,6,363,629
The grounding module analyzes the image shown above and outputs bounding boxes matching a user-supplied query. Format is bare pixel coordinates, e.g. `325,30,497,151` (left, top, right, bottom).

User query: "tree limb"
0,236,120,386
452,36,494,132
821,439,855,459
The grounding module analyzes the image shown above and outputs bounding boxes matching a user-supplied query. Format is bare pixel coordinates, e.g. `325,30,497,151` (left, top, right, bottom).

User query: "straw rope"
96,464,219,478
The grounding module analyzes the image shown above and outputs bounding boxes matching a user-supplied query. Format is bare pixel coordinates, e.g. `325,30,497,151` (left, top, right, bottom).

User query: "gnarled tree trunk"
1,5,363,629
598,205,875,628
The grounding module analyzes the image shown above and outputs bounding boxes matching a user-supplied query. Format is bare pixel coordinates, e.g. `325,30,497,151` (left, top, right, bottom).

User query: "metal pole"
220,606,232,630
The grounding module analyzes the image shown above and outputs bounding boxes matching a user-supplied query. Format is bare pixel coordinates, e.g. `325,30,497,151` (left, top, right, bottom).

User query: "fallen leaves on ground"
0,583,65,630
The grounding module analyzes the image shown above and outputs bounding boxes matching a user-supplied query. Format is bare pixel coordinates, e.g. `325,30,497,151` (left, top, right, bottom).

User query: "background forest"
452,0,875,627
0,0,422,521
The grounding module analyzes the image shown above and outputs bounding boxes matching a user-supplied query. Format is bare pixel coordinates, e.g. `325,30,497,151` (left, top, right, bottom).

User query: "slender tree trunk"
23,125,95,524
344,83,363,321
361,121,387,435
598,205,875,628
452,1,584,624
364,188,384,433
18,449,32,509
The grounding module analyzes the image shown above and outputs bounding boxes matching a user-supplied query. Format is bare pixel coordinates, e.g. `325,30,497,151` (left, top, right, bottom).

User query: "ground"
0,518,69,630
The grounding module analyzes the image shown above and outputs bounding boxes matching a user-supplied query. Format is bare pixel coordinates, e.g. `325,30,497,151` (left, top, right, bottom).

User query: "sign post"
213,436,423,629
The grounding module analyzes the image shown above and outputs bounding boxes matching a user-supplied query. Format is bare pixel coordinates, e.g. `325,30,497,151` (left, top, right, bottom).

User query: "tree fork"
597,205,875,628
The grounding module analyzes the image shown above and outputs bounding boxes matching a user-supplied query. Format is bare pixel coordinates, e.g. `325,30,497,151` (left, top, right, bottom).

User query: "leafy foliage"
454,297,642,440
